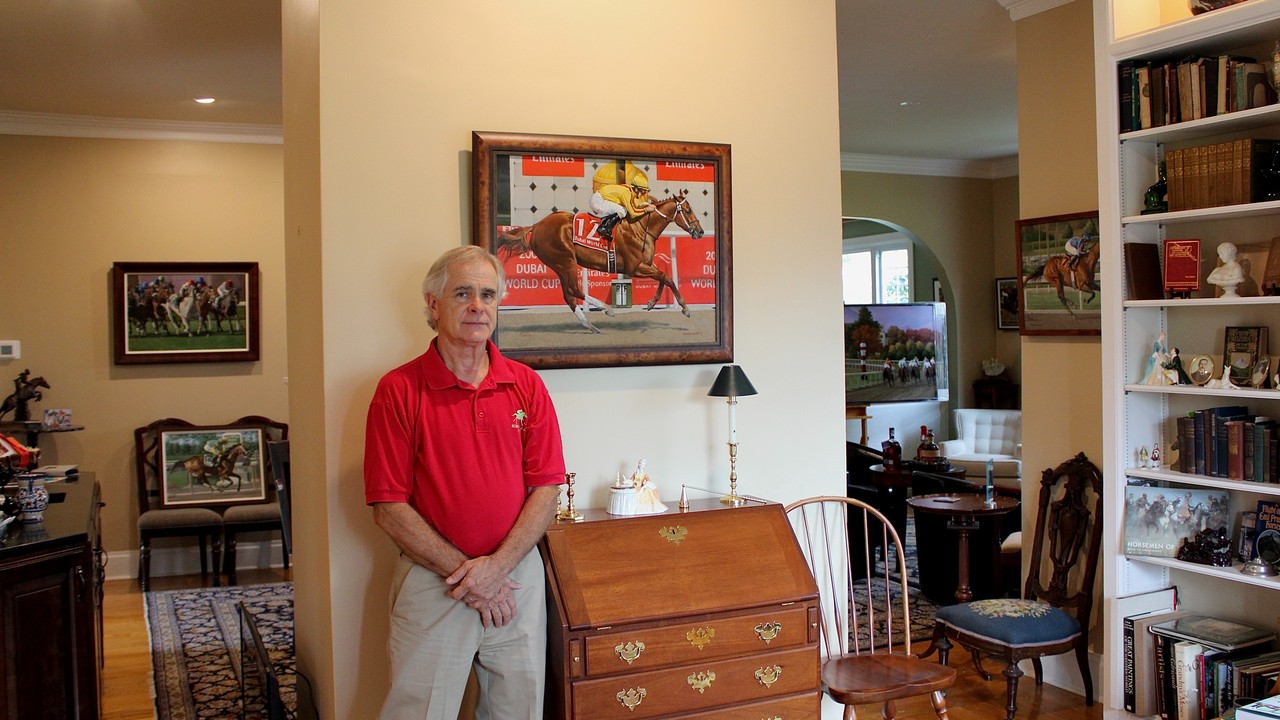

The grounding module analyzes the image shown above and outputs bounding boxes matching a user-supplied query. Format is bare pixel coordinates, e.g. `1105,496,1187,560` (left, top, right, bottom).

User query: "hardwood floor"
100,570,1102,720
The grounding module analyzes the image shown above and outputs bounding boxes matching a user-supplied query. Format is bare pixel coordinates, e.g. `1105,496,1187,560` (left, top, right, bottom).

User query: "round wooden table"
866,463,966,545
907,492,1019,604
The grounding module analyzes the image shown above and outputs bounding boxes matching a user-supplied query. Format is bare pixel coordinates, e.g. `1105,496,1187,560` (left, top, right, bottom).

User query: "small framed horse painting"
111,262,260,365
472,131,733,369
158,425,267,508
995,277,1019,331
1014,211,1102,336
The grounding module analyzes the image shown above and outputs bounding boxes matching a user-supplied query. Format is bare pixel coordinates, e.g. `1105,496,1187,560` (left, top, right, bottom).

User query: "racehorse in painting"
1024,237,1100,316
196,287,242,333
181,443,249,492
493,191,705,333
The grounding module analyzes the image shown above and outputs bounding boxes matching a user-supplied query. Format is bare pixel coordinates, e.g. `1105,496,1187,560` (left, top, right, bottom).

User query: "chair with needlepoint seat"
786,495,956,719
930,452,1104,720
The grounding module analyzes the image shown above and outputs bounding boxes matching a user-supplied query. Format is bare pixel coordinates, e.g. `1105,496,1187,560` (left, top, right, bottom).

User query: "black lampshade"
707,364,758,398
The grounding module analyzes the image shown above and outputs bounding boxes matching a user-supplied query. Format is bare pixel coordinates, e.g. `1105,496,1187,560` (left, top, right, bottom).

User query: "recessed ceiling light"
899,100,920,107
194,97,216,104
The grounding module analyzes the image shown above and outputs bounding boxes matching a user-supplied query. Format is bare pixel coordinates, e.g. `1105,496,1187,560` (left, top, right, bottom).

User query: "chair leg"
225,530,237,585
211,534,222,588
198,535,209,580
1001,660,1025,720
139,540,151,592
935,629,952,666
882,698,898,719
1075,642,1094,705
970,648,993,681
282,532,289,570
1031,657,1044,686
843,702,857,720
929,689,951,719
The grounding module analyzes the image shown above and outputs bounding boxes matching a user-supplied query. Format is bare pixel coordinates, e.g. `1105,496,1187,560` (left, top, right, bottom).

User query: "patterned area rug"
145,582,295,720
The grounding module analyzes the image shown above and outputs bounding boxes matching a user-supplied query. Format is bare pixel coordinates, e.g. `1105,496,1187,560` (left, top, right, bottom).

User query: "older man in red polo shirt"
364,245,565,720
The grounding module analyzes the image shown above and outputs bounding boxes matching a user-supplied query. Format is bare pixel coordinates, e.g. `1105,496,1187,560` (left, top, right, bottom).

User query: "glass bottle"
882,428,902,469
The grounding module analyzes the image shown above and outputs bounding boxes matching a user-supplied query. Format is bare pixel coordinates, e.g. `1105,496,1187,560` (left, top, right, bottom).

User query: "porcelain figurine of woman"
1141,332,1169,385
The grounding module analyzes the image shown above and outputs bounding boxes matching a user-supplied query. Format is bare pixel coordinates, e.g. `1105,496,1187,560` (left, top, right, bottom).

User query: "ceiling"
0,1,1017,163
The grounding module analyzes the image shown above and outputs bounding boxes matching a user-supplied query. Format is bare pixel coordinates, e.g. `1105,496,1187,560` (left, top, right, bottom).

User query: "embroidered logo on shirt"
512,409,528,430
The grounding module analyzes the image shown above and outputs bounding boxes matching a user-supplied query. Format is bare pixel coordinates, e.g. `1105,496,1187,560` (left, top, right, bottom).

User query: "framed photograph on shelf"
995,277,1019,330
1223,326,1269,388
157,424,268,508
111,262,260,365
471,131,732,370
1015,211,1101,336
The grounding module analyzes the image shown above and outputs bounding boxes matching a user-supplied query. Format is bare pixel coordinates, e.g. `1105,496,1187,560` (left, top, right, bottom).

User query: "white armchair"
938,409,1022,492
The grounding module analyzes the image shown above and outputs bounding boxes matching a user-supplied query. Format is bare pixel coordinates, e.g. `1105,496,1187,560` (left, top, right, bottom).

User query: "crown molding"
0,110,282,144
841,152,1019,179
996,0,1075,22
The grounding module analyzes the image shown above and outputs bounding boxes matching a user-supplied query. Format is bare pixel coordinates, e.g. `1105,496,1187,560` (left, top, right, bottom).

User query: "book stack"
1173,406,1280,483
1119,54,1276,133
1166,139,1280,212
1147,615,1277,720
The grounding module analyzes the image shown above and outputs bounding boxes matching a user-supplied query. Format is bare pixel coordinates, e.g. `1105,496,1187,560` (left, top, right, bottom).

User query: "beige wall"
1015,0,1103,689
839,172,1011,404
285,1,847,716
0,134,288,555
992,174,1022,378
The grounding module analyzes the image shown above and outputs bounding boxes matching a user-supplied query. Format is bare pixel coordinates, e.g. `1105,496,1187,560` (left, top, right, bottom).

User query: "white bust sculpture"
1206,242,1244,297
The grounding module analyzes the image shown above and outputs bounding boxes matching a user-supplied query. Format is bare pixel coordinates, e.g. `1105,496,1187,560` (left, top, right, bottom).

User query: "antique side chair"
221,415,289,584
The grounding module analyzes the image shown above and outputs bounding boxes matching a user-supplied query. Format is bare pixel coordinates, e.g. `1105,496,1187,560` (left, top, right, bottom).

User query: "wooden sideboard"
541,499,820,719
0,476,103,720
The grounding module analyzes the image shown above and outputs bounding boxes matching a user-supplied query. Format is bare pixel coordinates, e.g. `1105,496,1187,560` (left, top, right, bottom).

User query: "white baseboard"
105,539,286,582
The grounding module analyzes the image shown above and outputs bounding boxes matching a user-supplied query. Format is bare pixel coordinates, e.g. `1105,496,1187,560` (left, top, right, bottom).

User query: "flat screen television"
844,302,948,405
239,601,286,720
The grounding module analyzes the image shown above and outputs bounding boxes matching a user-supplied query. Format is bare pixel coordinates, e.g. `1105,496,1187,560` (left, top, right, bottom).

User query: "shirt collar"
422,338,515,390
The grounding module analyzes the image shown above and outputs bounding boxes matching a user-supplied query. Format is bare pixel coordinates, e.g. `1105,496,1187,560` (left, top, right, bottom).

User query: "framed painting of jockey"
1014,211,1102,336
111,261,261,365
157,424,268,508
471,131,733,370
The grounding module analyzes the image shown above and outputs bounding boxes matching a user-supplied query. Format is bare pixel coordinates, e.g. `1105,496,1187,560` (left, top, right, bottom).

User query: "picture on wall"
112,262,260,365
844,302,948,405
158,425,267,508
471,131,732,370
996,277,1019,330
1015,211,1101,336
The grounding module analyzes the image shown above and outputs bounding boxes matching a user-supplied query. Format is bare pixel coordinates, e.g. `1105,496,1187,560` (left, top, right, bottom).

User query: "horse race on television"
844,302,948,405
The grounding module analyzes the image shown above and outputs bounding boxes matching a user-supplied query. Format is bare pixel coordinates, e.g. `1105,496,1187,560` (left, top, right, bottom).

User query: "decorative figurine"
1206,242,1245,298
1163,347,1193,385
631,459,668,515
1139,445,1150,468
607,471,638,516
1150,443,1161,469
1140,332,1170,385
0,369,51,423
1175,526,1233,567
1141,160,1168,214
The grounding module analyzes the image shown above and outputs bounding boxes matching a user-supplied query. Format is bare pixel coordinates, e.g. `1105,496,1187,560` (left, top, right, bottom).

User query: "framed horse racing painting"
158,424,268,508
111,261,260,365
1014,211,1101,336
471,131,733,369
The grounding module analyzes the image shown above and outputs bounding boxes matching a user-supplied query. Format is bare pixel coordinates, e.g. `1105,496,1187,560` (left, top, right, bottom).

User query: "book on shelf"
1222,650,1280,713
1125,242,1165,300
1195,406,1248,478
1150,615,1277,653
1121,587,1182,715
1164,239,1201,295
1236,694,1280,720
1175,640,1205,720
1223,326,1269,388
1178,414,1196,474
1254,500,1280,566
1124,486,1230,557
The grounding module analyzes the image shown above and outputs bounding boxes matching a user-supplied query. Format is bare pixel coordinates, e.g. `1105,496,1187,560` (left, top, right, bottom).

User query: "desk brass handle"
686,626,715,650
616,687,646,711
754,621,782,644
658,525,688,544
687,670,716,694
755,664,782,688
615,641,645,665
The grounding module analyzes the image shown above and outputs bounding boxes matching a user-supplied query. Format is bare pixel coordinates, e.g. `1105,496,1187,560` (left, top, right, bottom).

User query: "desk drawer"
677,692,820,720
584,606,809,676
570,646,817,720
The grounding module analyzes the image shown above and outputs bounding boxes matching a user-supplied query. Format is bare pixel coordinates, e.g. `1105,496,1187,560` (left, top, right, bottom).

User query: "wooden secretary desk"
541,499,821,720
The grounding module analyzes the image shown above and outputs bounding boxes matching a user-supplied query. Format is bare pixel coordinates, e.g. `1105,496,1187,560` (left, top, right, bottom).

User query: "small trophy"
556,472,584,522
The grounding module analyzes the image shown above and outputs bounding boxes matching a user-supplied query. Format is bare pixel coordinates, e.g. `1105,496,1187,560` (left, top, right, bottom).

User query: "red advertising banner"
521,155,585,177
497,232,717,308
655,161,716,183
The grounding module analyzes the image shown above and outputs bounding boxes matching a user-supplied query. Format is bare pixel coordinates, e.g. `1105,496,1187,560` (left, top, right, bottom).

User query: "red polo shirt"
363,339,565,557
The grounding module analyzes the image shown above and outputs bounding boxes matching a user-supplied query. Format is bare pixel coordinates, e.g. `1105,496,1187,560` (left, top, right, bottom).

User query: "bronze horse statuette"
0,370,50,423
494,191,705,333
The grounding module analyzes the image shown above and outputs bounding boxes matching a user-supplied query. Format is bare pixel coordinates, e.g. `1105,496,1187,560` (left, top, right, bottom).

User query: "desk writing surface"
542,502,816,631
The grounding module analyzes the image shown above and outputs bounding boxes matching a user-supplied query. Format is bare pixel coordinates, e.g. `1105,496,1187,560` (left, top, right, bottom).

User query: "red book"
1164,239,1202,294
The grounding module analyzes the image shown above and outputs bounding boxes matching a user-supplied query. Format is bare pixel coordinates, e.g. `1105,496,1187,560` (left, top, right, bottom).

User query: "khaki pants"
379,549,546,720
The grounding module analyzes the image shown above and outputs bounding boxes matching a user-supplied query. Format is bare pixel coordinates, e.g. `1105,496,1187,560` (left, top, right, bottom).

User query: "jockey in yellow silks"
589,163,655,241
